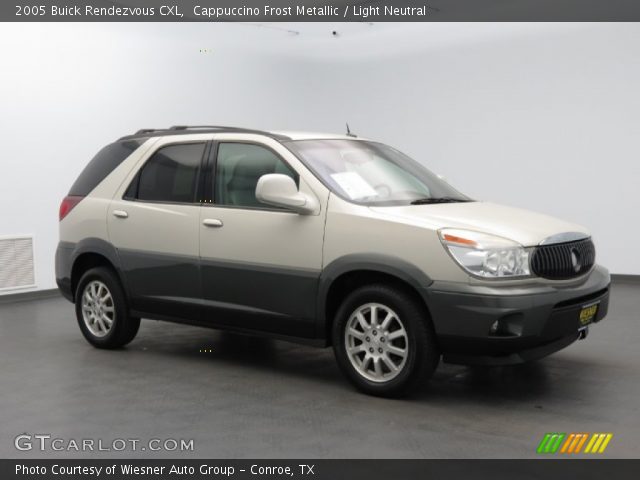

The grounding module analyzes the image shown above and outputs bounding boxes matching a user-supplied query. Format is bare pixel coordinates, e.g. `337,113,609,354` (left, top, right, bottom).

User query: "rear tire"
75,267,140,349
332,284,439,397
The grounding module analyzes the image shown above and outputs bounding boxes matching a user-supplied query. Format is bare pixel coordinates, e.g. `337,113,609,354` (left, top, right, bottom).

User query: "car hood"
369,201,589,247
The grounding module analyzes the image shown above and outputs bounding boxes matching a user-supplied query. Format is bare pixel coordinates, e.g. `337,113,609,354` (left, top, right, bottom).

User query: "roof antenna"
346,123,357,138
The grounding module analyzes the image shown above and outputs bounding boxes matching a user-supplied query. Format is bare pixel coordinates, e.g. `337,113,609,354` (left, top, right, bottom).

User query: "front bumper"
424,265,611,365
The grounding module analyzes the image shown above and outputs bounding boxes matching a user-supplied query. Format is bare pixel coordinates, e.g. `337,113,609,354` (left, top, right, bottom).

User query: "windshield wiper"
409,197,471,205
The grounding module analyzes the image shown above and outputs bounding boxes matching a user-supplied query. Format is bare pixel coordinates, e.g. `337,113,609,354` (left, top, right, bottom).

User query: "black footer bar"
3,459,639,480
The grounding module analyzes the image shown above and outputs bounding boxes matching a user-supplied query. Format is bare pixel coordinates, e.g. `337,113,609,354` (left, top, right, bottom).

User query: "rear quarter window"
69,139,144,196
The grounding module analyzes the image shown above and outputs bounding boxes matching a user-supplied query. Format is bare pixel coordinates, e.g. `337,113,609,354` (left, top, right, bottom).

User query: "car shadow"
128,323,596,405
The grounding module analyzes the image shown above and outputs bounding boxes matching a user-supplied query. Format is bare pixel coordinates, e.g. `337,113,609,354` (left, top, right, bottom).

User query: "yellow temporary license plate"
579,302,599,326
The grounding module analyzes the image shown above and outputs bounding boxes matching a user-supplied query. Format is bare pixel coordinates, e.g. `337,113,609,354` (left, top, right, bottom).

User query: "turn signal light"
442,233,478,247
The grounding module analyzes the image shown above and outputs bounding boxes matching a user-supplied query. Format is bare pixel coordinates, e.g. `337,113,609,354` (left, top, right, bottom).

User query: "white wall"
1,23,638,294
0,23,321,292
273,23,640,275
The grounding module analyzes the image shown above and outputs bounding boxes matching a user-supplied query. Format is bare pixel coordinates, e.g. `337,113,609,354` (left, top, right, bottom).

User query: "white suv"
56,126,610,396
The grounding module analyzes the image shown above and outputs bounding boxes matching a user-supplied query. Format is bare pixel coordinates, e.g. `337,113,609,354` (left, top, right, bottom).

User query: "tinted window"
215,143,297,208
69,140,143,196
133,143,205,203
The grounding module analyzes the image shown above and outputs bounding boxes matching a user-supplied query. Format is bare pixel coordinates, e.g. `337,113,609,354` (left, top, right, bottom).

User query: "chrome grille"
531,238,595,280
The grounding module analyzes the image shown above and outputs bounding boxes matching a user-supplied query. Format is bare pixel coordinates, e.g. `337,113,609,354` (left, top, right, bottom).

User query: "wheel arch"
318,254,433,345
69,238,125,302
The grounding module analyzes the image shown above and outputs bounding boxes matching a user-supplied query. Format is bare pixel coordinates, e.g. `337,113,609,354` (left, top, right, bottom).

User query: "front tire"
75,267,140,349
332,284,439,397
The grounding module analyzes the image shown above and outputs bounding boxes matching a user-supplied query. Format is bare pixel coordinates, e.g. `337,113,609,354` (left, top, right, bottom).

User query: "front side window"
214,143,298,208
285,139,470,206
130,143,205,203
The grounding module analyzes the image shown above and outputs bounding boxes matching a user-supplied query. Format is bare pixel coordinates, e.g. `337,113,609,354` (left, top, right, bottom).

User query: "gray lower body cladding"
424,265,611,365
56,242,319,340
55,242,76,302
57,241,611,362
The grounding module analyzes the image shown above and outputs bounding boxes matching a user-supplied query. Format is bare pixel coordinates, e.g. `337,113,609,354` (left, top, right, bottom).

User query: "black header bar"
4,0,640,22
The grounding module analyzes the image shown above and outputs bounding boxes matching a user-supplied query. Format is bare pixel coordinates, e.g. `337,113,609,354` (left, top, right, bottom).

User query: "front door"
199,139,326,339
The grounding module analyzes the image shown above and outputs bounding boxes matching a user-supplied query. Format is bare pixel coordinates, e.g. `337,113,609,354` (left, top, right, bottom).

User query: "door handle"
202,218,223,228
113,210,128,219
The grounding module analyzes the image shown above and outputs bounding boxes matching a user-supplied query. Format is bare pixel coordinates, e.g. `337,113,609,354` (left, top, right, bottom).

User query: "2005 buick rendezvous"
56,126,610,396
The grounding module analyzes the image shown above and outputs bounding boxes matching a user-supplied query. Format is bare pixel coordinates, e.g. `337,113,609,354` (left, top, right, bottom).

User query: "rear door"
198,135,327,339
108,138,210,321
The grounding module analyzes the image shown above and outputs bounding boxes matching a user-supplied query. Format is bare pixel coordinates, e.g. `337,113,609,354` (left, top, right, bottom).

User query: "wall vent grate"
0,236,36,291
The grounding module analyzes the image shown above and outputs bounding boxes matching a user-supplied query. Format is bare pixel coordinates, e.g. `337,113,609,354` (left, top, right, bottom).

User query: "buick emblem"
570,248,581,273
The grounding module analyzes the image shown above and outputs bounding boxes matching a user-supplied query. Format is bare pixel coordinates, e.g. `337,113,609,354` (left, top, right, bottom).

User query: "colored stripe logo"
537,433,613,454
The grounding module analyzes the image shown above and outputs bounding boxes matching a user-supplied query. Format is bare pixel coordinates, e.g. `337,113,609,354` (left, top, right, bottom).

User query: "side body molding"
316,253,434,339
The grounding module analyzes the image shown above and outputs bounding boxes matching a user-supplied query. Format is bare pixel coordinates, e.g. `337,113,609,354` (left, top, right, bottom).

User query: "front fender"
317,253,433,338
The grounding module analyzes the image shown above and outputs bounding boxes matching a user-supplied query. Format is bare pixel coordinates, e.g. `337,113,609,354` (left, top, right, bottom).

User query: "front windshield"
284,139,471,206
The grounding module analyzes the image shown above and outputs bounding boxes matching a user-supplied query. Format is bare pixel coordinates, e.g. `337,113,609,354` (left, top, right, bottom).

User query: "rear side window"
128,143,205,204
69,140,143,196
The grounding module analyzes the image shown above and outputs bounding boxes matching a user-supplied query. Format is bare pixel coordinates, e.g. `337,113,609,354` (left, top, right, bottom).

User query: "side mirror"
255,174,318,214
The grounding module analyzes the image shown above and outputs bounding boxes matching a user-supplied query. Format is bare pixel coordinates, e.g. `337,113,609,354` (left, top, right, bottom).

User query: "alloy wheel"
344,302,409,382
81,280,115,338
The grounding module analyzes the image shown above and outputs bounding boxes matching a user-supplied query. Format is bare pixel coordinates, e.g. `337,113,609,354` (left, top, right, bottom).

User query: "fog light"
488,314,524,337
490,320,499,334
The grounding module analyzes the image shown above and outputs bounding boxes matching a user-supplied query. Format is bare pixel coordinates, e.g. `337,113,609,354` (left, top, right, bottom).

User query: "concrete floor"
0,280,638,459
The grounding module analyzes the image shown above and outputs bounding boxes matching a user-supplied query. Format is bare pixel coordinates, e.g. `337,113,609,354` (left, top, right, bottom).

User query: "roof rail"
169,125,250,131
122,126,291,141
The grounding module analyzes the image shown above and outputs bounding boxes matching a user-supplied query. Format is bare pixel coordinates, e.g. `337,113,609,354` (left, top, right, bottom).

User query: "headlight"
439,229,531,278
